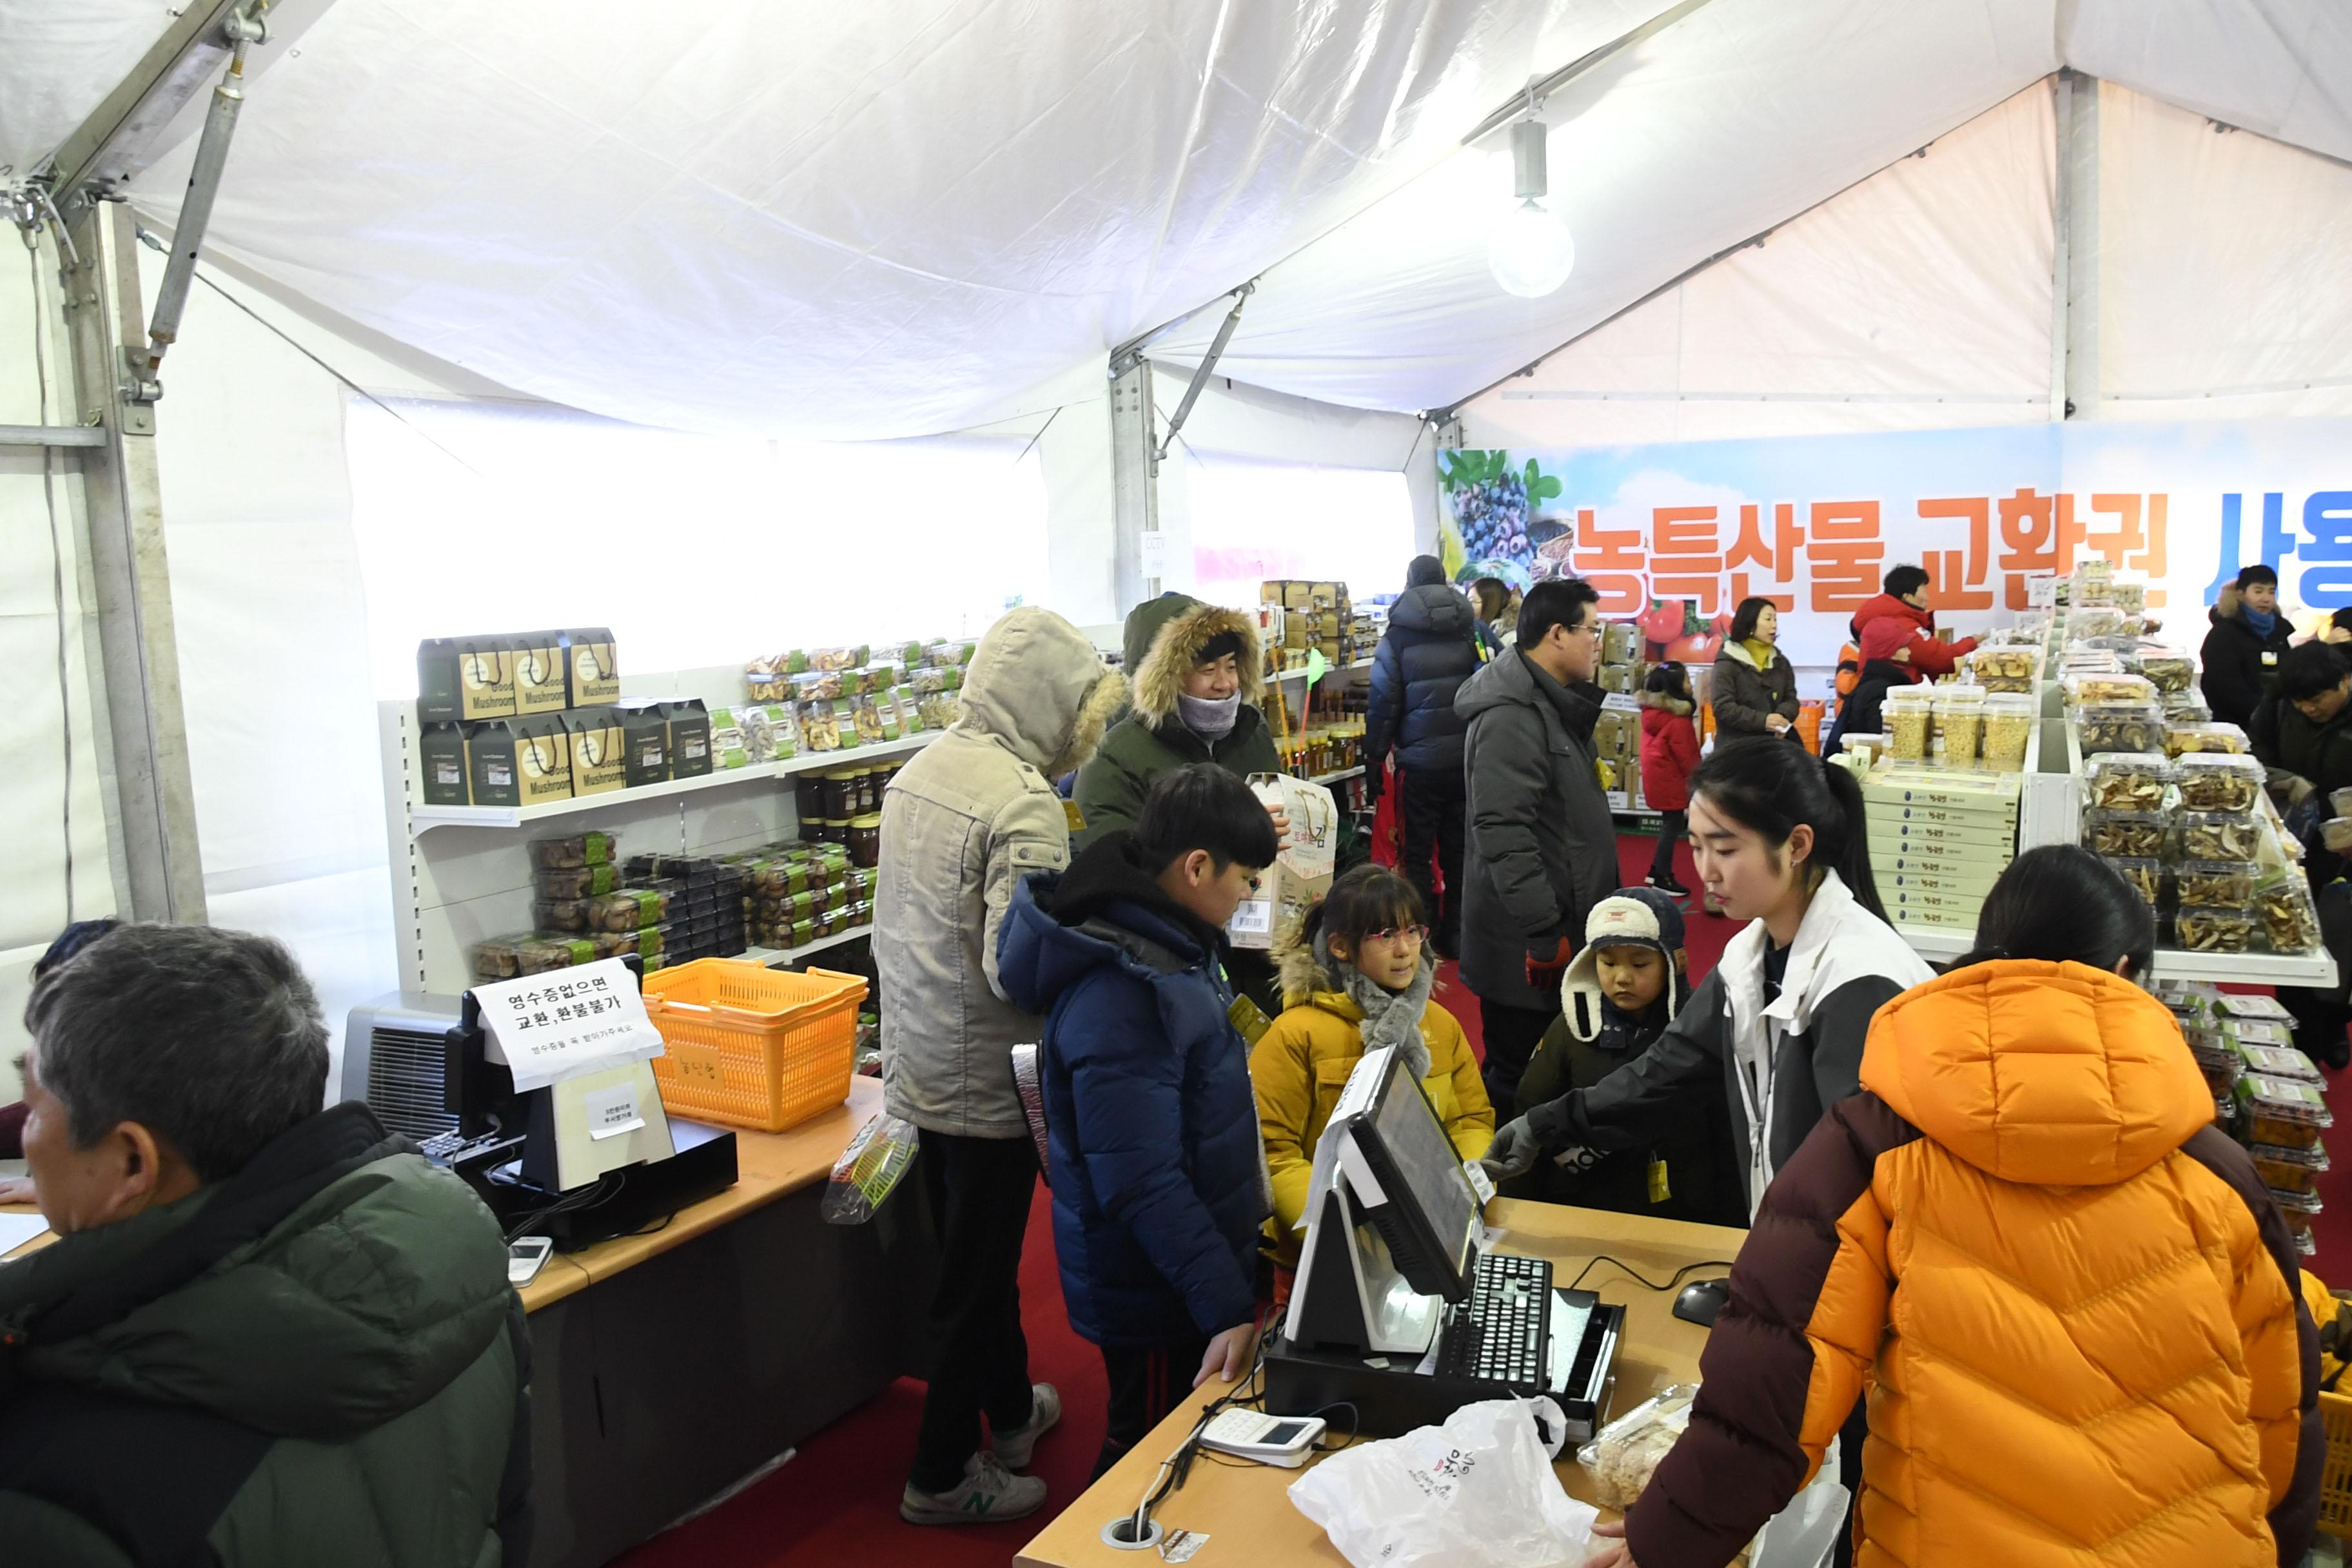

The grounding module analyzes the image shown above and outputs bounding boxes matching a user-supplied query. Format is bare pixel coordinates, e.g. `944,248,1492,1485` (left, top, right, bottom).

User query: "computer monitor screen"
1326,1044,1481,1304
1369,1057,1480,1277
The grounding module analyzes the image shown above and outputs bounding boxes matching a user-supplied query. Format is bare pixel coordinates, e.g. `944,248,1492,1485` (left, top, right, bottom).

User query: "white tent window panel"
1183,455,1415,611
1458,79,2057,449
343,399,1054,699
2094,80,2352,421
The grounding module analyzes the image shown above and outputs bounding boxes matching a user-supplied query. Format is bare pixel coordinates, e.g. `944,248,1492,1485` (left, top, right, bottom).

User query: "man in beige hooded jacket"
876,606,1126,1525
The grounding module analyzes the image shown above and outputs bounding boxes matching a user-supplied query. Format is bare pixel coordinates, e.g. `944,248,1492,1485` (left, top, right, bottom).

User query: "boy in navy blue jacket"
996,763,1280,1477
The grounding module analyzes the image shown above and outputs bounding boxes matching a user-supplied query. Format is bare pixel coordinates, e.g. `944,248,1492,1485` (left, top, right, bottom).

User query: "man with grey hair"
0,923,532,1565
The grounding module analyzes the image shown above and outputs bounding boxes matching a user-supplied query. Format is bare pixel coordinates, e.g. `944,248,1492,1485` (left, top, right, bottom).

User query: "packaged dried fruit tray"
2257,871,2322,956
2082,754,2173,812
2139,654,2196,694
2234,1040,2322,1084
2164,721,2249,758
1966,645,2040,691
2109,856,2161,907
2173,861,2258,910
2173,908,2256,954
2063,672,2157,707
2082,808,2166,859
2073,701,2162,755
2233,1073,2331,1148
2177,812,2262,863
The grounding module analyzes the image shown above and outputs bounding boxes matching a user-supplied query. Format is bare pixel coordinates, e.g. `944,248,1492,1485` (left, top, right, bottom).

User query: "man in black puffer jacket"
1367,556,1490,958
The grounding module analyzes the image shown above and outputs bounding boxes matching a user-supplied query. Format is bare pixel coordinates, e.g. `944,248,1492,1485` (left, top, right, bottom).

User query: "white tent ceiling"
5,0,2351,438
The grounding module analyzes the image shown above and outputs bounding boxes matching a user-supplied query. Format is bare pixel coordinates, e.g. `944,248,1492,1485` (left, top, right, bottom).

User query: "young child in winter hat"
1251,865,1494,1271
1505,888,1741,1225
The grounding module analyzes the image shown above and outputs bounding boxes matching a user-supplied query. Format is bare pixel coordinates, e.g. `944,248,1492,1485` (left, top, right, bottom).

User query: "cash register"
1262,1043,1622,1439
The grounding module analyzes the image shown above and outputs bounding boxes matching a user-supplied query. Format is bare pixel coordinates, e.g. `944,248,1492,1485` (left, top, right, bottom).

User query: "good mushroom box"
1228,772,1339,950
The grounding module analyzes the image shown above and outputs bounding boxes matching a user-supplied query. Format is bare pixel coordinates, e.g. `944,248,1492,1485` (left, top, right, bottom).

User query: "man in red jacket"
1848,564,1977,680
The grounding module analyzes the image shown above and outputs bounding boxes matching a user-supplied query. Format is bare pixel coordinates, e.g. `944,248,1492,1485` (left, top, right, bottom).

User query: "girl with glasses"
1249,865,1494,1279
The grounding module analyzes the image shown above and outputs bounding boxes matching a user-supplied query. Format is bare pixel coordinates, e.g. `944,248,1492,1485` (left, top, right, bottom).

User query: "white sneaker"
994,1382,1062,1471
899,1451,1048,1526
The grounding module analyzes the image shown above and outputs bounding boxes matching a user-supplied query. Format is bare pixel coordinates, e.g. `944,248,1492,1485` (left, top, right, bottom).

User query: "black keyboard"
1434,1251,1553,1387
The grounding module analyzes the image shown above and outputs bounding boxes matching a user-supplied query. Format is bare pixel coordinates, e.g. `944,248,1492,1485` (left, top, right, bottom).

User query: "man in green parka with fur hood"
0,923,530,1567
1076,593,1286,1006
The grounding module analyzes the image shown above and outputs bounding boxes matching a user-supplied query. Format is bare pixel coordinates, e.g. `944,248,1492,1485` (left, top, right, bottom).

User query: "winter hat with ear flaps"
1560,887,1690,1043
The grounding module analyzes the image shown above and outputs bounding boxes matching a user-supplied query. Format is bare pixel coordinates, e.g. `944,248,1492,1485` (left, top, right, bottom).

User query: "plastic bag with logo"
1287,1396,1596,1568
819,1112,919,1225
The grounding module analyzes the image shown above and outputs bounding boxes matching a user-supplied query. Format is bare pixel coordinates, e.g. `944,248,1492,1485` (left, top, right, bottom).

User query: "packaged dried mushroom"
2063,672,2158,707
2173,753,2264,814
2259,873,2322,955
2178,811,2262,863
2164,721,2248,758
1576,1384,1698,1511
2173,861,2257,909
2175,908,2255,954
2139,654,2195,694
1966,646,2039,692
2073,702,2162,755
2234,1072,2332,1149
2106,856,2161,906
2083,754,2173,812
2082,808,2166,859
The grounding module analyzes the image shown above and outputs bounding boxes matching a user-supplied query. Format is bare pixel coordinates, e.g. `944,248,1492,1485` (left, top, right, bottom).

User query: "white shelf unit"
1309,765,1365,787
743,925,875,970
380,663,932,997
1271,656,1373,687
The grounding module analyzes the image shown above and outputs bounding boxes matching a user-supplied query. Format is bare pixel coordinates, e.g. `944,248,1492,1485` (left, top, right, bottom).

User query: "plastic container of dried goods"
529,830,621,870
472,934,530,981
2258,871,2322,955
2224,1017,2298,1053
2235,1039,2322,1084
2139,653,2196,694
533,896,592,932
2162,690,2214,724
519,935,594,974
2164,721,2249,758
2217,993,2297,1024
2083,808,2168,859
1885,687,1934,761
2173,752,2264,814
534,862,622,900
796,699,845,752
1932,687,1985,765
2074,701,2162,754
2110,857,2162,908
2067,606,2127,642
2174,861,2259,909
1577,1384,1698,1511
1978,694,2033,770
1966,645,2040,693
2083,754,2173,812
585,888,667,932
2259,1161,2326,1202
2063,672,2157,707
2178,811,2262,863
2175,908,2257,956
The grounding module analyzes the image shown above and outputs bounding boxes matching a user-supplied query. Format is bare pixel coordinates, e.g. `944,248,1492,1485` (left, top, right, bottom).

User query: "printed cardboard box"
566,707,627,796
616,700,670,786
419,721,469,806
561,627,619,706
514,714,574,805
418,636,518,723
1227,773,1338,950
513,631,567,716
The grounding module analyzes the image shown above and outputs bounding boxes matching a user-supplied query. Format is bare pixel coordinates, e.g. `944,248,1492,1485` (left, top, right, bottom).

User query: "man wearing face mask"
1077,593,1289,1006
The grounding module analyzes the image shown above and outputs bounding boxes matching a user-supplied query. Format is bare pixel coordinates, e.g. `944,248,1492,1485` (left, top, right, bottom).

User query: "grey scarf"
1177,689,1242,741
1318,934,1432,1083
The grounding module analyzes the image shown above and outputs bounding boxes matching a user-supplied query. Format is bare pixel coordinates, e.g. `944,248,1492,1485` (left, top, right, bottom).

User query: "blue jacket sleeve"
1062,976,1257,1336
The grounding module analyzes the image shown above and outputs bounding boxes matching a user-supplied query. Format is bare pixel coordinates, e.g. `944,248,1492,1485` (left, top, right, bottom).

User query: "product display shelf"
1271,656,1373,686
1308,765,1365,787
408,732,934,834
743,925,874,970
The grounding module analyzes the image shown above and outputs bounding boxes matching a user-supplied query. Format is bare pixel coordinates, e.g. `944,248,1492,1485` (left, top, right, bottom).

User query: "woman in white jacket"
1484,740,1932,1217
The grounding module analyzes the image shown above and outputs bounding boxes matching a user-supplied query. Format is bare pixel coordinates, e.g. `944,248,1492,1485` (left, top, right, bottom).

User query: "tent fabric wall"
1457,81,2057,449
2093,80,2352,422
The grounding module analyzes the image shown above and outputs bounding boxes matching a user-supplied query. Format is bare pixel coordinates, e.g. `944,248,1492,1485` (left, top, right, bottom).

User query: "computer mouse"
1672,1277,1731,1328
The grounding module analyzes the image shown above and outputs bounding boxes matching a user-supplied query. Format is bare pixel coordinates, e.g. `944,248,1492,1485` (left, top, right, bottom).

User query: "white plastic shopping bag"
1749,1438,1848,1568
1288,1397,1597,1568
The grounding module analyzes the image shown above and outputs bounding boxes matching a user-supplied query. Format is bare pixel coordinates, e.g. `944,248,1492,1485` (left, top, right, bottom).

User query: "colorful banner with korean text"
1436,419,2352,670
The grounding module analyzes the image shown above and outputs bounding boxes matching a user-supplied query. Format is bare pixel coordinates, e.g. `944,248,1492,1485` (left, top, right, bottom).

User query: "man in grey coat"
876,606,1126,1525
1455,576,1619,1116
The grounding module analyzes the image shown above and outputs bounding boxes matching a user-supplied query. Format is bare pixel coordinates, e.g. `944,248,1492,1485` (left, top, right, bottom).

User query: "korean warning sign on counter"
472,959,666,1092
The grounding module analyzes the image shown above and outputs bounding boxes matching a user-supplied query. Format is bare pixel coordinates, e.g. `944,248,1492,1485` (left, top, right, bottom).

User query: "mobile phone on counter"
507,1237,553,1288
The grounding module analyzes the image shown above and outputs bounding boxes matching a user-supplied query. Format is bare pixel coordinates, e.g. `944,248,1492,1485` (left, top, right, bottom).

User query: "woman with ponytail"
1483,740,1932,1219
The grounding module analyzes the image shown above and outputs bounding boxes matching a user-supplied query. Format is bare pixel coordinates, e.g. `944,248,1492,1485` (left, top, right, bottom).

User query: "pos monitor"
1281,1043,1485,1356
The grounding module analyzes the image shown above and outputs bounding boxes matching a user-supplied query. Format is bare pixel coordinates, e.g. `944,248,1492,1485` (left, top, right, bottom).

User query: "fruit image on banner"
1438,449,1567,585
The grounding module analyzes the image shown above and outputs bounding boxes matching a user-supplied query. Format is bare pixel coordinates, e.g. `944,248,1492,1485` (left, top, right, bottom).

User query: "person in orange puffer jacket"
1586,843,2322,1568
1844,563,1979,685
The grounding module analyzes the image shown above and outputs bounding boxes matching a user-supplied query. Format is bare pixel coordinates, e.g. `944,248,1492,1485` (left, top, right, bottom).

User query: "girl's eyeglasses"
1366,925,1431,945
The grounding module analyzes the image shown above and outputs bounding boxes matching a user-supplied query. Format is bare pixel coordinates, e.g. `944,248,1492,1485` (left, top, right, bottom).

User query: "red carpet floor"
615,829,1732,1568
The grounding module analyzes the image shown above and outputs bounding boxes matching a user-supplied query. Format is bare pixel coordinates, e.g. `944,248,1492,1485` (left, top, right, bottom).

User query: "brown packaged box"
663,699,713,778
566,706,628,796
512,630,568,715
513,714,574,805
561,627,619,706
463,718,522,807
418,636,518,723
616,699,670,787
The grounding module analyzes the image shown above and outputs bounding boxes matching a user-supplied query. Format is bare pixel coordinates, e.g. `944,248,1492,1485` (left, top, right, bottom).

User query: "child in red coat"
1638,662,1701,900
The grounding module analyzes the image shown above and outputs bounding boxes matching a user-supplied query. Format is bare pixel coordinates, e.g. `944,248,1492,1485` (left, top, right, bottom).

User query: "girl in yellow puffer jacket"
1250,866,1494,1269
1587,844,2322,1568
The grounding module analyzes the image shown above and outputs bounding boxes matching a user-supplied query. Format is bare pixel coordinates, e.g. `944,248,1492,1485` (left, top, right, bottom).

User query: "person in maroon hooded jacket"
1848,564,1977,680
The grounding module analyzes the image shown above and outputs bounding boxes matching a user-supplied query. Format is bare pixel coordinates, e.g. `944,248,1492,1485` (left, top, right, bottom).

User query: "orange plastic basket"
2319,1389,2352,1536
642,959,867,1133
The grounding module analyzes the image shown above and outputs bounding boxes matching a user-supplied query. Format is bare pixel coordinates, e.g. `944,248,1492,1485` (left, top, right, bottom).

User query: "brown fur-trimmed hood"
1132,602,1266,726
1639,689,1693,717
1275,920,1334,1008
957,607,1127,776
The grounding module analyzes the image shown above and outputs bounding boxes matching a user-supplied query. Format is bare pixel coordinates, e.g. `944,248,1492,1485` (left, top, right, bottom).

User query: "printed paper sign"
473,958,665,1092
582,1080,647,1141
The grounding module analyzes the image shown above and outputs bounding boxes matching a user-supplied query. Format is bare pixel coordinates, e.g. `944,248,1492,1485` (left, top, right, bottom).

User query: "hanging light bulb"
1488,119,1574,298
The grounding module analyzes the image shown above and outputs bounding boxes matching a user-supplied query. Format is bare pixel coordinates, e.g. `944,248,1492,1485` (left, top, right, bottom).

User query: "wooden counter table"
1015,1199,1747,1568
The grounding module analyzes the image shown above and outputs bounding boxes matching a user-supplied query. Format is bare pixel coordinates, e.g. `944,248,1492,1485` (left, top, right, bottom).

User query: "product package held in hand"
820,1112,919,1224
1288,1397,1596,1568
1228,772,1338,950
